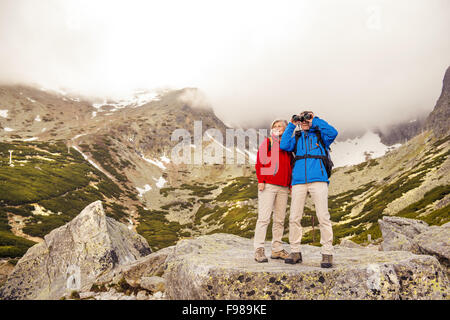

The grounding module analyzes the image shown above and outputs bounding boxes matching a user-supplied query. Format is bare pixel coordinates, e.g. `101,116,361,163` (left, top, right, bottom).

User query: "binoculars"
292,113,312,123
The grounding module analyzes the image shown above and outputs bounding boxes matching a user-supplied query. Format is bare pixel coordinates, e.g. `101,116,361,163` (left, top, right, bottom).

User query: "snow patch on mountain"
91,90,160,110
160,155,170,164
40,87,67,96
72,145,103,172
136,184,152,197
141,155,166,170
153,176,167,188
72,134,86,140
331,131,402,168
0,110,8,118
206,132,233,153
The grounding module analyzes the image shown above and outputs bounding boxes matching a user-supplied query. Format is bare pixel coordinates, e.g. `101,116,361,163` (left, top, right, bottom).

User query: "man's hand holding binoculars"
291,112,314,125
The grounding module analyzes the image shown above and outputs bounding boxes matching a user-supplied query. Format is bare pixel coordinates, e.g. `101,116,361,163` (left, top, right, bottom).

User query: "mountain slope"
0,85,256,254
0,140,141,257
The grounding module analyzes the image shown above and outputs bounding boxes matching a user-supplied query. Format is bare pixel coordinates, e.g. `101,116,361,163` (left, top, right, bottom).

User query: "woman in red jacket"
254,119,292,262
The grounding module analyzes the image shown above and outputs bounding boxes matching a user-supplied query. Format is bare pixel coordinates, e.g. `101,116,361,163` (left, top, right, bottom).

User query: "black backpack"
292,130,334,178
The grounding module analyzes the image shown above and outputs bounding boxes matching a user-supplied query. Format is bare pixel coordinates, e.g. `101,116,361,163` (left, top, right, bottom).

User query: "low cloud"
0,0,449,134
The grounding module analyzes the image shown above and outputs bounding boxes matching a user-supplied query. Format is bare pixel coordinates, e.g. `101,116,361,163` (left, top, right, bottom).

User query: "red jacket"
255,136,292,187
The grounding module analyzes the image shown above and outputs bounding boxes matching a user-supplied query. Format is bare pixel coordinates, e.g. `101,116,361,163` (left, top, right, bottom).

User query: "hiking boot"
271,249,289,260
321,254,333,268
285,252,302,264
254,247,268,263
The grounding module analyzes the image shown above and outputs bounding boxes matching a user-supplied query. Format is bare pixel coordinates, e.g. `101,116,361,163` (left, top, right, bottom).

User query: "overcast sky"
0,0,449,132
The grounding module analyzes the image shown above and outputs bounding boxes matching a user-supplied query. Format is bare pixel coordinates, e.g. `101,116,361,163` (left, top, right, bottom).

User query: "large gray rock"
163,233,449,300
379,216,429,252
379,217,450,274
413,223,450,273
0,201,151,300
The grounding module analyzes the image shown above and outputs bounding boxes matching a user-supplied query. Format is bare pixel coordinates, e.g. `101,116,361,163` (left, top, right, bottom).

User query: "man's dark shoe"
321,254,333,268
285,252,302,264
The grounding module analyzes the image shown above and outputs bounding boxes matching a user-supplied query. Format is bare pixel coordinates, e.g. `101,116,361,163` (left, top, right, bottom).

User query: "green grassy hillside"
0,140,134,257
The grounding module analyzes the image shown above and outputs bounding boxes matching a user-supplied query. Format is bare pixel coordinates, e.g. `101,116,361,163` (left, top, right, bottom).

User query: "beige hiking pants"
289,182,334,255
254,183,290,252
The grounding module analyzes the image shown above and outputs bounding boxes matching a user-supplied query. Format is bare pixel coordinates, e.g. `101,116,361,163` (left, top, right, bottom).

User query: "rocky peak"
426,66,450,137
374,118,427,146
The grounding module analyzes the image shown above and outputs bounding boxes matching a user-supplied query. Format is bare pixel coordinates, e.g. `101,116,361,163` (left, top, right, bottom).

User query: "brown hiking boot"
321,254,333,268
285,252,302,264
254,247,268,263
270,249,289,260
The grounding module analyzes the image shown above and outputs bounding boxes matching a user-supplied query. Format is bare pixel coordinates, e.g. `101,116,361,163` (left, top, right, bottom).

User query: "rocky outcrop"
374,118,426,146
0,201,151,300
163,233,448,300
379,216,450,274
426,66,450,137
2,206,449,300
379,216,429,252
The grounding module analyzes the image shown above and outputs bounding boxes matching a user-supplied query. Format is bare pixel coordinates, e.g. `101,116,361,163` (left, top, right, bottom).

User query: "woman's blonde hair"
271,119,288,129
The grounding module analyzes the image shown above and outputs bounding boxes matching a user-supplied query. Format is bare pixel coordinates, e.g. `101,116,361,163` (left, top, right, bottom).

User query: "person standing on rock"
254,119,293,263
280,111,338,268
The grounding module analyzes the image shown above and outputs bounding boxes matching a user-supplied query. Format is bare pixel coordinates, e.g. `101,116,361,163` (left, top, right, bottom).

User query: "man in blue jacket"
280,110,338,268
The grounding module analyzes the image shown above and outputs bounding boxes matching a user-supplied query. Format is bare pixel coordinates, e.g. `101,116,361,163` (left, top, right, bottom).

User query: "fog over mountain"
0,0,449,133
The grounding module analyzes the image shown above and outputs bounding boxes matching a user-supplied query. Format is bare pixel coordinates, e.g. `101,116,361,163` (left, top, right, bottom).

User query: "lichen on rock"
163,233,448,300
379,216,450,275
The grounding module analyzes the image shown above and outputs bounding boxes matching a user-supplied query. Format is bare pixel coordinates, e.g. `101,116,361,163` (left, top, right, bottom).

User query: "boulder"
379,217,450,274
97,246,174,286
379,216,429,252
140,276,166,293
163,233,448,300
0,201,151,300
413,223,450,273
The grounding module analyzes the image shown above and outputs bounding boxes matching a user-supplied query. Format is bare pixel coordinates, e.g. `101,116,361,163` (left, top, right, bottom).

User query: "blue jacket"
280,117,338,185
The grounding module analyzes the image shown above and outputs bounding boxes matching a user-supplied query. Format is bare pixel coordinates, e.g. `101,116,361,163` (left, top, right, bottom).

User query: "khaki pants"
289,182,334,255
254,183,290,252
